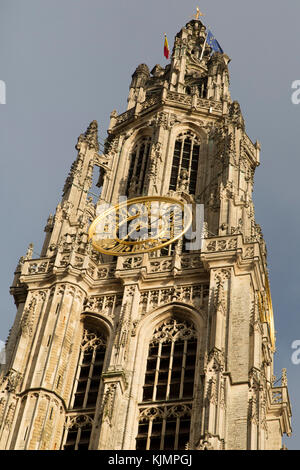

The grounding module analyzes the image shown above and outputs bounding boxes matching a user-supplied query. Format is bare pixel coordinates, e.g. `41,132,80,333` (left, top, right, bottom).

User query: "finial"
281,368,288,387
192,6,204,20
25,243,34,260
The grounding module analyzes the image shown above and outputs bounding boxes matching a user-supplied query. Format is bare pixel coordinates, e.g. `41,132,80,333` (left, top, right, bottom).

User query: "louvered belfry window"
136,318,197,450
64,327,106,450
169,131,200,195
126,136,152,196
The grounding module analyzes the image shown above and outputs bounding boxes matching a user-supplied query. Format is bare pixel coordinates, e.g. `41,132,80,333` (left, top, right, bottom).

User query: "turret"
127,64,150,110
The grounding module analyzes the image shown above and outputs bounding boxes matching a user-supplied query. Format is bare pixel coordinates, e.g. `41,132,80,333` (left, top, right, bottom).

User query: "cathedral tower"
0,18,291,450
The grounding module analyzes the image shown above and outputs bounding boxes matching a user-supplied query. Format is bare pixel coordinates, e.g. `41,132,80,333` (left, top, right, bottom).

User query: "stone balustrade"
113,90,223,129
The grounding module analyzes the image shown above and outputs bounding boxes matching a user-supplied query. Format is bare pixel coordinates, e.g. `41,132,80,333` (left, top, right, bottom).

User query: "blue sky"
0,0,299,449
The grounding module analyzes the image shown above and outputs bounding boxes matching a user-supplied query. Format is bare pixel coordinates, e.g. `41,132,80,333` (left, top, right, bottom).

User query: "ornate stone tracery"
150,318,197,344
81,328,106,352
139,404,192,422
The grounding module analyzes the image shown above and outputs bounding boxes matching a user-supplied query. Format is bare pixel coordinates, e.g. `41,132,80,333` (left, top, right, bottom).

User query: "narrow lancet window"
169,131,200,195
126,136,152,196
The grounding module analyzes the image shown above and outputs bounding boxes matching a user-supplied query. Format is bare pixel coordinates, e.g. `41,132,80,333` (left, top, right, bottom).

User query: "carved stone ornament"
206,377,217,405
1,369,23,393
204,348,225,373
81,328,106,352
4,401,16,429
20,296,37,337
139,404,191,422
212,269,230,314
100,383,118,423
196,433,214,450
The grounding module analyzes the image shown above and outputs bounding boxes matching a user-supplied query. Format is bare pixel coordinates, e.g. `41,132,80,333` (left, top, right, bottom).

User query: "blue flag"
206,30,224,54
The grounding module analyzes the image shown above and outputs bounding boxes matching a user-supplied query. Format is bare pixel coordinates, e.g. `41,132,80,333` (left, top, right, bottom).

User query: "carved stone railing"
271,388,283,405
114,108,135,126
166,91,223,112
180,253,203,270
116,253,206,275
22,258,54,275
139,94,161,112
166,91,192,106
117,254,173,273
112,89,224,129
205,237,239,252
57,252,116,280
203,235,259,262
114,96,161,128
22,255,116,282
120,256,143,270
149,257,173,273
197,97,223,111
268,384,292,437
86,261,116,280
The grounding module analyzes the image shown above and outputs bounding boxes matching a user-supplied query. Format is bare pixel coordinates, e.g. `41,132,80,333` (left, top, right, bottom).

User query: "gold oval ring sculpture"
88,196,193,256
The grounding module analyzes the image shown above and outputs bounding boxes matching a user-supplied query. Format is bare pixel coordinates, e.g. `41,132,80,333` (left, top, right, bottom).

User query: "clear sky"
0,0,299,449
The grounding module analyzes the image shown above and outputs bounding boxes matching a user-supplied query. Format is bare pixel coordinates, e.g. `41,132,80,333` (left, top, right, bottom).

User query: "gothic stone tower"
0,19,291,450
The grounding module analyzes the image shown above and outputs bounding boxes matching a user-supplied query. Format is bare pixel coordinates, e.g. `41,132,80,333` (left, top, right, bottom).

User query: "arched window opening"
64,415,94,451
126,136,152,196
136,318,197,450
136,405,192,451
64,326,107,450
169,131,200,195
72,328,106,409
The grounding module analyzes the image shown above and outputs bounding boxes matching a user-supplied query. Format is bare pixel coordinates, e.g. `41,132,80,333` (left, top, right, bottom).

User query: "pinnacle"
84,120,99,152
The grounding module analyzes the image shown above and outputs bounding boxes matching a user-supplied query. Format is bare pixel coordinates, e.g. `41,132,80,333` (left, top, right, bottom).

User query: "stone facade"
0,19,291,450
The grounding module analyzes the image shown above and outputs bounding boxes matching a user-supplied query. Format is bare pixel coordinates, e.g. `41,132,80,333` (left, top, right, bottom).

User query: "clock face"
88,196,192,256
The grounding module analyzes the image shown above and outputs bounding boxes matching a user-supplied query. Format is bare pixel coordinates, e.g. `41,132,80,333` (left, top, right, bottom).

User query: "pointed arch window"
136,318,197,450
126,136,151,196
63,327,107,450
169,131,201,195
64,415,94,451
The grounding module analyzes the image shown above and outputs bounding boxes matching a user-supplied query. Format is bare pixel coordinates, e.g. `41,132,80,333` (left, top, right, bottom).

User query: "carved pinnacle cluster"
78,120,99,153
